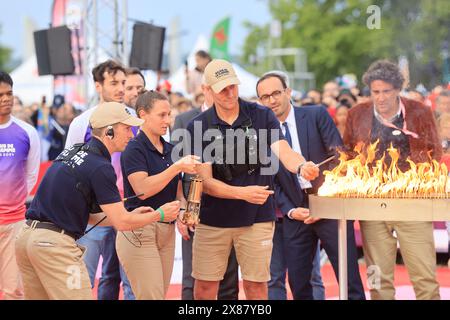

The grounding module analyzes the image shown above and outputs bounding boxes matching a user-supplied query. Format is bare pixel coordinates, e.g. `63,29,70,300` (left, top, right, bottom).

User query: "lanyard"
375,100,419,139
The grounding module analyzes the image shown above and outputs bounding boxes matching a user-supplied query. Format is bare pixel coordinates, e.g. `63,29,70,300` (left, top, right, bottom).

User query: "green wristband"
157,207,165,222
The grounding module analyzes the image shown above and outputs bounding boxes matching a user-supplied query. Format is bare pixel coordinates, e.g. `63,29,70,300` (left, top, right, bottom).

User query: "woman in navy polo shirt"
117,90,200,300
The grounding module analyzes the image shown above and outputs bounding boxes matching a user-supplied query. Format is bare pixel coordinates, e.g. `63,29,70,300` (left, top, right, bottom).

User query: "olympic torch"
181,176,203,226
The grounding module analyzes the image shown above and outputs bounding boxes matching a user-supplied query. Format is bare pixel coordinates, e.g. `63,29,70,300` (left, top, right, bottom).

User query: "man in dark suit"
256,72,365,300
172,105,202,134
171,87,239,300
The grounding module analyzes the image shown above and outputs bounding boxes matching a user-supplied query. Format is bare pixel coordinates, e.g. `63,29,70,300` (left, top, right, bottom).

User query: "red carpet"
4,263,449,300
116,263,450,300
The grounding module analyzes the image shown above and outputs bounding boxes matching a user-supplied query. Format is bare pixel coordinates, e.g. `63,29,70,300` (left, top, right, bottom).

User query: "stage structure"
82,0,129,106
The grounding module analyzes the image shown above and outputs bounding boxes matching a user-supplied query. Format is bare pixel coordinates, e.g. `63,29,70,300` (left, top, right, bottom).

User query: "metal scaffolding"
82,0,128,107
269,48,316,93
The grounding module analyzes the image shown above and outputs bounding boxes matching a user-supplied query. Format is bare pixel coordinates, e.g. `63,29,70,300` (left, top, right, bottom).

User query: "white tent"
166,35,259,99
10,36,260,106
10,55,53,105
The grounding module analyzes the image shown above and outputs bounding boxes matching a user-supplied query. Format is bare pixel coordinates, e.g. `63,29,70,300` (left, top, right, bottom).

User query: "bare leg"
194,279,220,300
243,280,267,300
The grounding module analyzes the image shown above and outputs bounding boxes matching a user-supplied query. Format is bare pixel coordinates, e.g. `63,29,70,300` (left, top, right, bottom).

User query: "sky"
0,0,271,61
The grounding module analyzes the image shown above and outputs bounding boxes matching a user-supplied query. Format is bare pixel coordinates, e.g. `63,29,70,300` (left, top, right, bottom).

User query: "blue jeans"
119,266,135,300
268,219,325,300
77,226,125,300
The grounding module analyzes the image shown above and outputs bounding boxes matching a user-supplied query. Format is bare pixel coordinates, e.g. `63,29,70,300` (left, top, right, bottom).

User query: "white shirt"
373,99,403,124
280,105,312,190
162,130,171,142
65,105,137,148
65,107,96,148
201,102,211,112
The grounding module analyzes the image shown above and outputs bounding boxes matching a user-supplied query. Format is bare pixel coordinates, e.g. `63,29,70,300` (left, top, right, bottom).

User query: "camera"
212,129,261,181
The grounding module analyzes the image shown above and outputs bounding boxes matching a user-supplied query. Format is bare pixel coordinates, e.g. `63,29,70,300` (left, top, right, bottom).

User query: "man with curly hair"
344,60,442,300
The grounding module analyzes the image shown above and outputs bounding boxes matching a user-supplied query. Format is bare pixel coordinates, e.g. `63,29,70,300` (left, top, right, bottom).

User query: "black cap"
52,94,65,109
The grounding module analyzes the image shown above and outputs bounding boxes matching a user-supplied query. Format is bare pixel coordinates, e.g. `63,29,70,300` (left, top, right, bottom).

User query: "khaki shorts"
192,221,274,282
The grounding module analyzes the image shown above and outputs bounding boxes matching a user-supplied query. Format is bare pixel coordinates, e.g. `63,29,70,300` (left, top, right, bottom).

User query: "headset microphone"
106,126,115,139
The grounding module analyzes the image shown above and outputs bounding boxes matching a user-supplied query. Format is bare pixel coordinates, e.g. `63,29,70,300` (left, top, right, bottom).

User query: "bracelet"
157,207,165,222
297,161,306,176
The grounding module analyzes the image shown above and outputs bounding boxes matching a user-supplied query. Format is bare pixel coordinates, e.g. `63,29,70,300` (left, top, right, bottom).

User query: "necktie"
282,122,292,147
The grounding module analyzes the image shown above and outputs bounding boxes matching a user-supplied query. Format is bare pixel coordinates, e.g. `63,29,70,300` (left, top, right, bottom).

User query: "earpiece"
106,126,115,139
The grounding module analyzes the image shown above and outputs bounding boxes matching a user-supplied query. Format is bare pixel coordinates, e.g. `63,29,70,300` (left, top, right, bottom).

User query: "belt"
26,220,78,241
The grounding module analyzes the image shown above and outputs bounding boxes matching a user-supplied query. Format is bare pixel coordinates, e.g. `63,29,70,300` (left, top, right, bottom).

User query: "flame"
318,141,449,199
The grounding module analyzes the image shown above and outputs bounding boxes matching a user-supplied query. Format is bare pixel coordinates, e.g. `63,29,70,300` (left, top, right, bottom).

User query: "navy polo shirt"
186,98,284,228
121,131,179,211
26,138,122,239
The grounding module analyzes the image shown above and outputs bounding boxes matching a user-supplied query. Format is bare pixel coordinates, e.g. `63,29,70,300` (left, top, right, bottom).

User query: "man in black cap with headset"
15,102,181,299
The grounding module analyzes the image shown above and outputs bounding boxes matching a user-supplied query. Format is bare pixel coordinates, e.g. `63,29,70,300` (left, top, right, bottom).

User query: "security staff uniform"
186,99,285,283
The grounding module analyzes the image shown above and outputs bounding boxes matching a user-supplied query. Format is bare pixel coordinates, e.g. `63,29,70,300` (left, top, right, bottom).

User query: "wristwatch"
297,161,306,176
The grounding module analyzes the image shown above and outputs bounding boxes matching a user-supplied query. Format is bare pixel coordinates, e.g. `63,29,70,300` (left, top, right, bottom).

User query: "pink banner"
52,0,86,108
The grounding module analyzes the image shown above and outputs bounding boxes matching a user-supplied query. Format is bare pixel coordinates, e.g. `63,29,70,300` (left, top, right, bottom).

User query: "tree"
405,0,450,87
372,0,450,88
242,0,450,90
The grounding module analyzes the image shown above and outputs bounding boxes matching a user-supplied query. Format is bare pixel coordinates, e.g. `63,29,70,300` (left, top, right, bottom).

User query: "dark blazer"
343,97,442,162
275,105,343,215
171,107,203,198
172,107,202,136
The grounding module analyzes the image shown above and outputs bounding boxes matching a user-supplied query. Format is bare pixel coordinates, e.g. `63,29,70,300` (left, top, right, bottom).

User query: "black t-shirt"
26,138,121,238
371,113,411,171
186,99,284,228
121,132,179,211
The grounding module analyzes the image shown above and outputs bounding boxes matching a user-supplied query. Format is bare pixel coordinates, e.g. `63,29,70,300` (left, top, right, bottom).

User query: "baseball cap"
204,59,241,93
52,94,65,109
90,102,144,129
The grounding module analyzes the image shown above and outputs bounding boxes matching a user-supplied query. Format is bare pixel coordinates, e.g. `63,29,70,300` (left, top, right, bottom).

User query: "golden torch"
181,176,203,226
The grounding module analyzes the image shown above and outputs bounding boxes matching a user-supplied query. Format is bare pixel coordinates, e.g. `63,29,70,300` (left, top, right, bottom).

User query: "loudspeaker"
34,26,75,76
130,23,165,71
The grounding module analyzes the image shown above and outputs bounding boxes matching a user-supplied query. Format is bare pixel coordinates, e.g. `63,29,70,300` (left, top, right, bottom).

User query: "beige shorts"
192,221,274,282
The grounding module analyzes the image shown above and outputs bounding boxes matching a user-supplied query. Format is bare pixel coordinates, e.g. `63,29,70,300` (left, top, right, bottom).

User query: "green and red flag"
210,17,230,60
